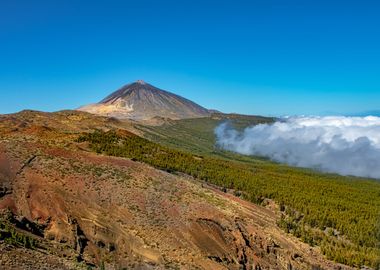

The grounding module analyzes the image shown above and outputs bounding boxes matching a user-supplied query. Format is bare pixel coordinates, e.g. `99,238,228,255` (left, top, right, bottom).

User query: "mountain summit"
78,81,210,120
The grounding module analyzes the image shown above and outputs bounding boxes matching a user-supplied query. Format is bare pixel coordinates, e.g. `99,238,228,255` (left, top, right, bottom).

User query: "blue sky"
0,0,379,116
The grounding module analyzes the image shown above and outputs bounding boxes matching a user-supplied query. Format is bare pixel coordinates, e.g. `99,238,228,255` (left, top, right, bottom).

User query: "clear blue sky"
1,0,379,116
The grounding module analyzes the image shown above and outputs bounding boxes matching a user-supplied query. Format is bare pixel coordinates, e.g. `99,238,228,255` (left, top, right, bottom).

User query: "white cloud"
215,116,380,179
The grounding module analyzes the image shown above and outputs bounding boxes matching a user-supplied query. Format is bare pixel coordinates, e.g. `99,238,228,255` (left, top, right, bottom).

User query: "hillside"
136,115,380,267
0,110,379,269
78,80,210,120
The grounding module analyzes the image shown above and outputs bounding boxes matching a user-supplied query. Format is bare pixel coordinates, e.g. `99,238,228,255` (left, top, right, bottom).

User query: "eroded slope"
0,111,357,269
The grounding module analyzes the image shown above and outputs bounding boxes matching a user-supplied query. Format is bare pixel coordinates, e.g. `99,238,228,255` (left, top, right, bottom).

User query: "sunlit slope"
134,114,380,268
2,110,361,269
79,130,380,268
78,80,210,120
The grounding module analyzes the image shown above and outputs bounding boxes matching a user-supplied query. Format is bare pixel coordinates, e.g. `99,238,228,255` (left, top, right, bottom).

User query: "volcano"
78,80,210,120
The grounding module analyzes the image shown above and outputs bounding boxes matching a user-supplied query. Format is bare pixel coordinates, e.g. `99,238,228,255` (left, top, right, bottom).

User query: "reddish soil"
0,111,354,270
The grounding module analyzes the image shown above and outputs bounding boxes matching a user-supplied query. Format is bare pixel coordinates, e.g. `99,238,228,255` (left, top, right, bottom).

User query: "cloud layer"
215,116,380,179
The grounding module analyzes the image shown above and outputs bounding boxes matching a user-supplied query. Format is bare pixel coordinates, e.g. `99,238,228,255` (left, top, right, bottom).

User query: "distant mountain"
78,80,210,120
351,110,380,117
319,110,380,117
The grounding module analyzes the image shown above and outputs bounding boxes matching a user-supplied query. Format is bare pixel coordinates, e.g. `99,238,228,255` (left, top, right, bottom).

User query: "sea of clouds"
215,116,380,179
